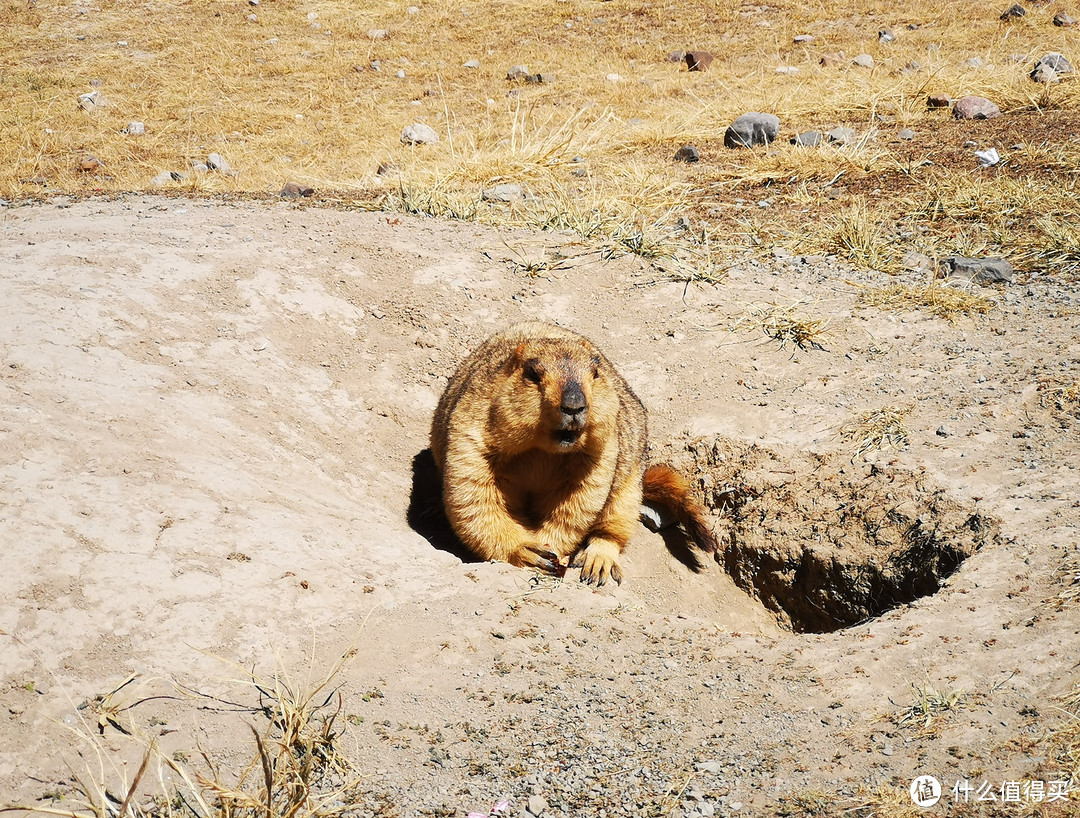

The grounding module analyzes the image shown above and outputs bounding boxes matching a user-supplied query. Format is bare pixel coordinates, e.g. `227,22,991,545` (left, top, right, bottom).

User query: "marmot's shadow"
407,448,480,563
408,448,710,572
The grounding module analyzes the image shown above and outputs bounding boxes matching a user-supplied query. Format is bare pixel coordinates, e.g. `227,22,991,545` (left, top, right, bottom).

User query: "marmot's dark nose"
561,380,587,419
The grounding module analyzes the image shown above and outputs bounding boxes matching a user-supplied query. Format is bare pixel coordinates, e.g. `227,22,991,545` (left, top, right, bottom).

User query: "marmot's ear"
590,355,601,378
522,357,545,384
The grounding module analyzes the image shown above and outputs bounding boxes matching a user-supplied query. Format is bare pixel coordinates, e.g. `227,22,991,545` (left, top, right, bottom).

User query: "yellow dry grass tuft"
856,279,997,322
840,404,913,460
732,300,830,351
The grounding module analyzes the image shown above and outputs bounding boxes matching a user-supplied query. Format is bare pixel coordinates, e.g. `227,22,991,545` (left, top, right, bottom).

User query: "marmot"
430,322,717,585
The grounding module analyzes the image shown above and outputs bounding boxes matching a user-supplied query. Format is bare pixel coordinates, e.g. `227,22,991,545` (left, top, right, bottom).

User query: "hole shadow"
406,448,481,564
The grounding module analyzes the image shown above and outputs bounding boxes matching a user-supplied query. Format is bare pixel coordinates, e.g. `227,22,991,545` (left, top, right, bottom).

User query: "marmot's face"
504,342,606,454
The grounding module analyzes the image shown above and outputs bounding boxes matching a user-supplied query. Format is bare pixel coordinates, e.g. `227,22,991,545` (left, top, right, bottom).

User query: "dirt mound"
663,437,1005,632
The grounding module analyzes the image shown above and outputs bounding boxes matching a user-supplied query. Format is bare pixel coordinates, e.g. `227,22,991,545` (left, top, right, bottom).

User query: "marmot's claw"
522,544,566,577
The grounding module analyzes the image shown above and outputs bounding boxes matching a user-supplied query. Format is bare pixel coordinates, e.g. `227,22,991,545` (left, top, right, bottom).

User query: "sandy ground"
1,195,1078,816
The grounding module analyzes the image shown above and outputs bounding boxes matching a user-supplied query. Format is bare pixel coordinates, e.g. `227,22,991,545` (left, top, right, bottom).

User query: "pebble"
524,73,554,84
685,50,713,72
793,34,814,44
367,28,387,39
407,5,419,13
124,121,145,135
206,153,232,173
280,182,314,198
791,130,821,147
396,69,406,78
507,65,530,80
965,56,984,69
605,72,622,82
77,90,106,111
150,170,183,186
827,126,856,144
878,28,895,43
926,94,951,109
481,183,524,202
898,128,915,140
852,53,875,69
937,426,951,437
724,112,780,148
463,59,480,68
527,794,548,816
953,95,1001,119
674,145,700,162
1033,52,1073,76
401,123,439,144
943,255,1014,284
1031,64,1058,83
1054,12,1077,26
695,761,723,774
775,65,798,74
78,155,103,172
1000,3,1025,19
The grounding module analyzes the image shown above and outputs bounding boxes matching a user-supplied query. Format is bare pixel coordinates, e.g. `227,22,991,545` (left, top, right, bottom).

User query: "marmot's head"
493,337,616,454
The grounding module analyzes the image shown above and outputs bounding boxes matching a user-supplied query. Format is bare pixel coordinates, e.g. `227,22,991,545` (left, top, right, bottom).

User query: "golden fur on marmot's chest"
494,448,612,530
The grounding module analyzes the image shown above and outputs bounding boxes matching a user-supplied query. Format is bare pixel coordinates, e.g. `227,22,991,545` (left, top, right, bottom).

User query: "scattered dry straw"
856,280,997,322
732,301,830,351
840,405,912,460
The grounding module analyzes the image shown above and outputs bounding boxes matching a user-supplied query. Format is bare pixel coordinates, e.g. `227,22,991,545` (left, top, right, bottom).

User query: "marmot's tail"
642,464,719,554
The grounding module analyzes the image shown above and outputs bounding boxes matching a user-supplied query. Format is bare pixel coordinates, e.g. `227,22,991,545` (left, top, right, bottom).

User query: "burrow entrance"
661,436,1004,633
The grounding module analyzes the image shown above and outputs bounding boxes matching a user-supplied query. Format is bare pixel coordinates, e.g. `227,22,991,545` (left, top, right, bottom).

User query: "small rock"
1053,12,1077,26
206,153,232,173
927,94,951,108
527,794,548,816
367,28,388,39
280,182,314,197
827,126,856,144
507,65,530,80
724,112,780,148
852,53,875,69
965,56,985,68
401,123,439,144
820,51,846,67
775,65,799,74
666,50,687,63
953,95,1001,119
903,250,932,271
1031,63,1058,83
902,60,923,73
77,90,106,111
793,34,814,44
395,69,406,78
936,425,951,437
975,147,1000,166
247,13,257,22
674,145,700,162
878,28,895,43
463,59,480,68
524,72,554,84
898,128,915,140
943,255,1014,284
606,72,622,82
1000,3,1025,19
150,170,184,186
190,161,209,172
407,4,419,11
78,156,103,172
791,130,821,147
685,50,714,72
1033,52,1073,75
124,121,145,135
249,0,258,5
695,761,723,774
370,60,381,71
481,183,524,202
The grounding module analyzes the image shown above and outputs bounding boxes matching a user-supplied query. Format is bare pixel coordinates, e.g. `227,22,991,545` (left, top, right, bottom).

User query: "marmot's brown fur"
430,322,717,585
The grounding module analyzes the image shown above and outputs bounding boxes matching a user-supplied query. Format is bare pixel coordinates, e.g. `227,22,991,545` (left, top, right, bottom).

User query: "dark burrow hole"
667,436,1005,633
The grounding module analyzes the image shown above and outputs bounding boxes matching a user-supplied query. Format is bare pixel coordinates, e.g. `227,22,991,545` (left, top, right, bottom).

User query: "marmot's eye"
523,359,543,384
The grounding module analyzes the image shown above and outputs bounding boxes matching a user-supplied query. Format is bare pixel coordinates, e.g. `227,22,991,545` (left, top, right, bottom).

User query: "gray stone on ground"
1034,52,1073,74
400,123,439,144
206,153,232,173
898,128,915,140
791,130,821,147
724,112,780,148
367,28,387,39
1000,3,1025,19
524,73,554,84
674,145,700,162
903,251,932,272
827,126,856,144
280,182,314,198
124,121,145,135
481,183,524,202
526,794,548,816
852,53,875,69
943,255,1014,284
150,171,184,187
878,28,895,43
953,95,1001,119
463,59,480,68
77,91,106,111
506,65,530,80
1054,12,1077,26
793,34,814,44
1031,64,1059,83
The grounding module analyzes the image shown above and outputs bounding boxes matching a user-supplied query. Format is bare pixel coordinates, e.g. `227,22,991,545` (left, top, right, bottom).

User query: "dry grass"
3,0,1080,279
1042,684,1080,790
840,404,913,460
856,279,998,322
1038,376,1080,416
732,300,831,351
895,679,966,733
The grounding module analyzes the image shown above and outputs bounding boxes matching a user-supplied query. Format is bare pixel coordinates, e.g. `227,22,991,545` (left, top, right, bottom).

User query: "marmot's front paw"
574,540,623,587
513,543,567,577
